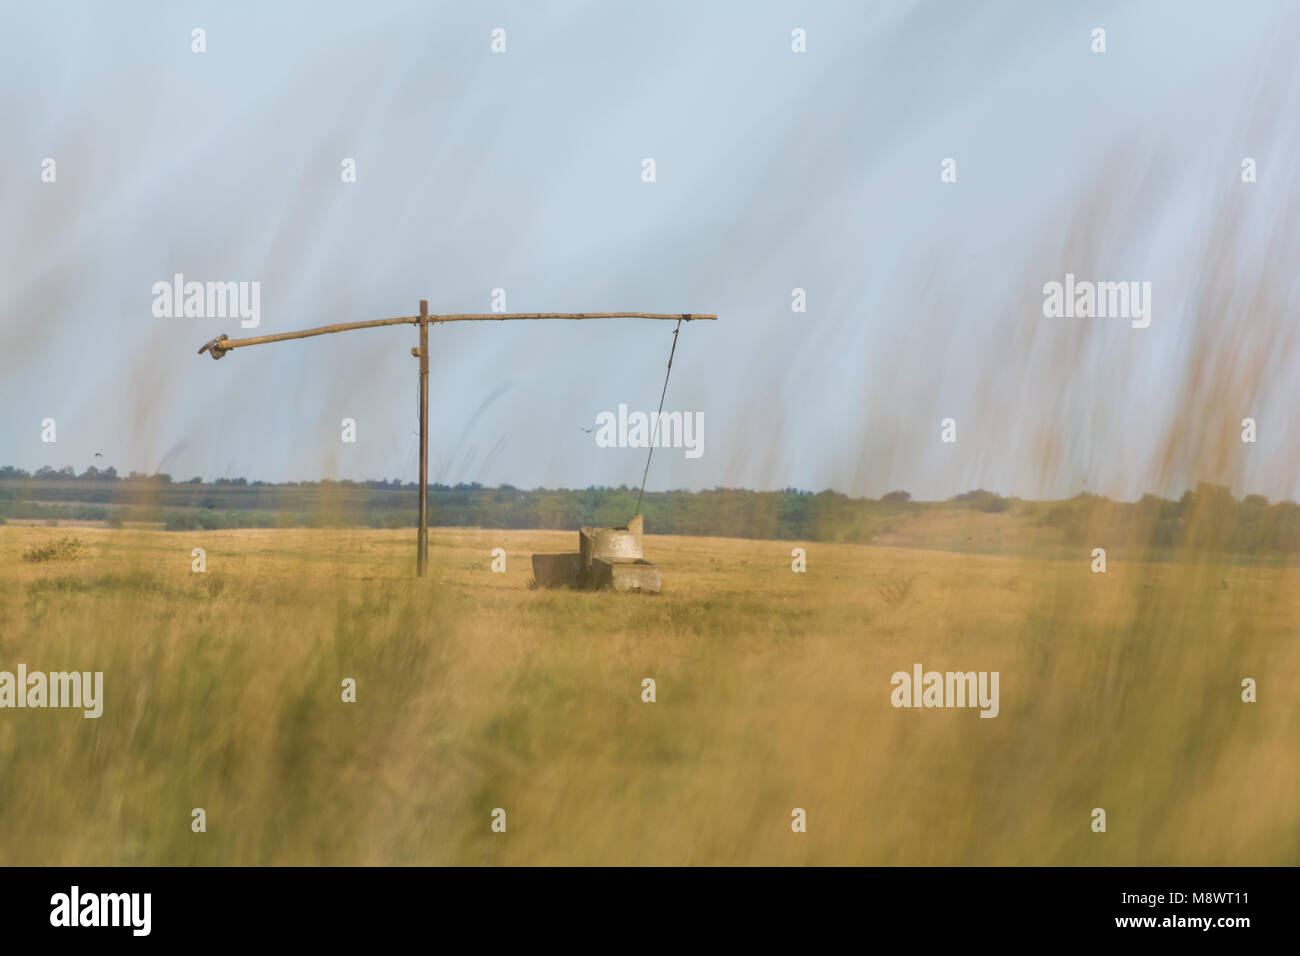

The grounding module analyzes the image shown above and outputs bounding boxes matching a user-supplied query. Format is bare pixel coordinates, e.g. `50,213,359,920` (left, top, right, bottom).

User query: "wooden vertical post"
417,299,429,577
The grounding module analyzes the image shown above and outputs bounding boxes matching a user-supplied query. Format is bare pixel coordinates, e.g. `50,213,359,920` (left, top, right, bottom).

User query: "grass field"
0,524,1296,865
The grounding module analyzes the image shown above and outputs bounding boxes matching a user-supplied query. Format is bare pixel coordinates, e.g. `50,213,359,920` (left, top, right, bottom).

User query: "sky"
3,0,1299,501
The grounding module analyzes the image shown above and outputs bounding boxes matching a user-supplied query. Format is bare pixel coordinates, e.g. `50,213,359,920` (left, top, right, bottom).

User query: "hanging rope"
636,318,683,515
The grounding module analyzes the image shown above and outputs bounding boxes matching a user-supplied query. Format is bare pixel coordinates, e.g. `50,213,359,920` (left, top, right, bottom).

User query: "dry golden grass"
0,523,1296,865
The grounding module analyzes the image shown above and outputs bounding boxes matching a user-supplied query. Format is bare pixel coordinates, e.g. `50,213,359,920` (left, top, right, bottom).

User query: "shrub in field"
21,536,87,563
875,574,915,608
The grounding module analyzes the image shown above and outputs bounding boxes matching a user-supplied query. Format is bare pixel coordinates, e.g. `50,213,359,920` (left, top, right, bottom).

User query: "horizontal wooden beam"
432,312,716,323
199,312,716,357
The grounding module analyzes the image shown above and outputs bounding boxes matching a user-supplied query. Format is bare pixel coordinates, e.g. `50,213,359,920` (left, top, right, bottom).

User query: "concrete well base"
530,514,662,593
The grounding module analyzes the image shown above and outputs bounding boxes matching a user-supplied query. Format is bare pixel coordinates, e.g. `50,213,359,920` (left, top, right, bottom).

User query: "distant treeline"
2,466,1299,555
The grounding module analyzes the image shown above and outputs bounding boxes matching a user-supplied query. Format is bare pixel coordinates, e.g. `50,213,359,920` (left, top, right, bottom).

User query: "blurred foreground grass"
0,524,1296,864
